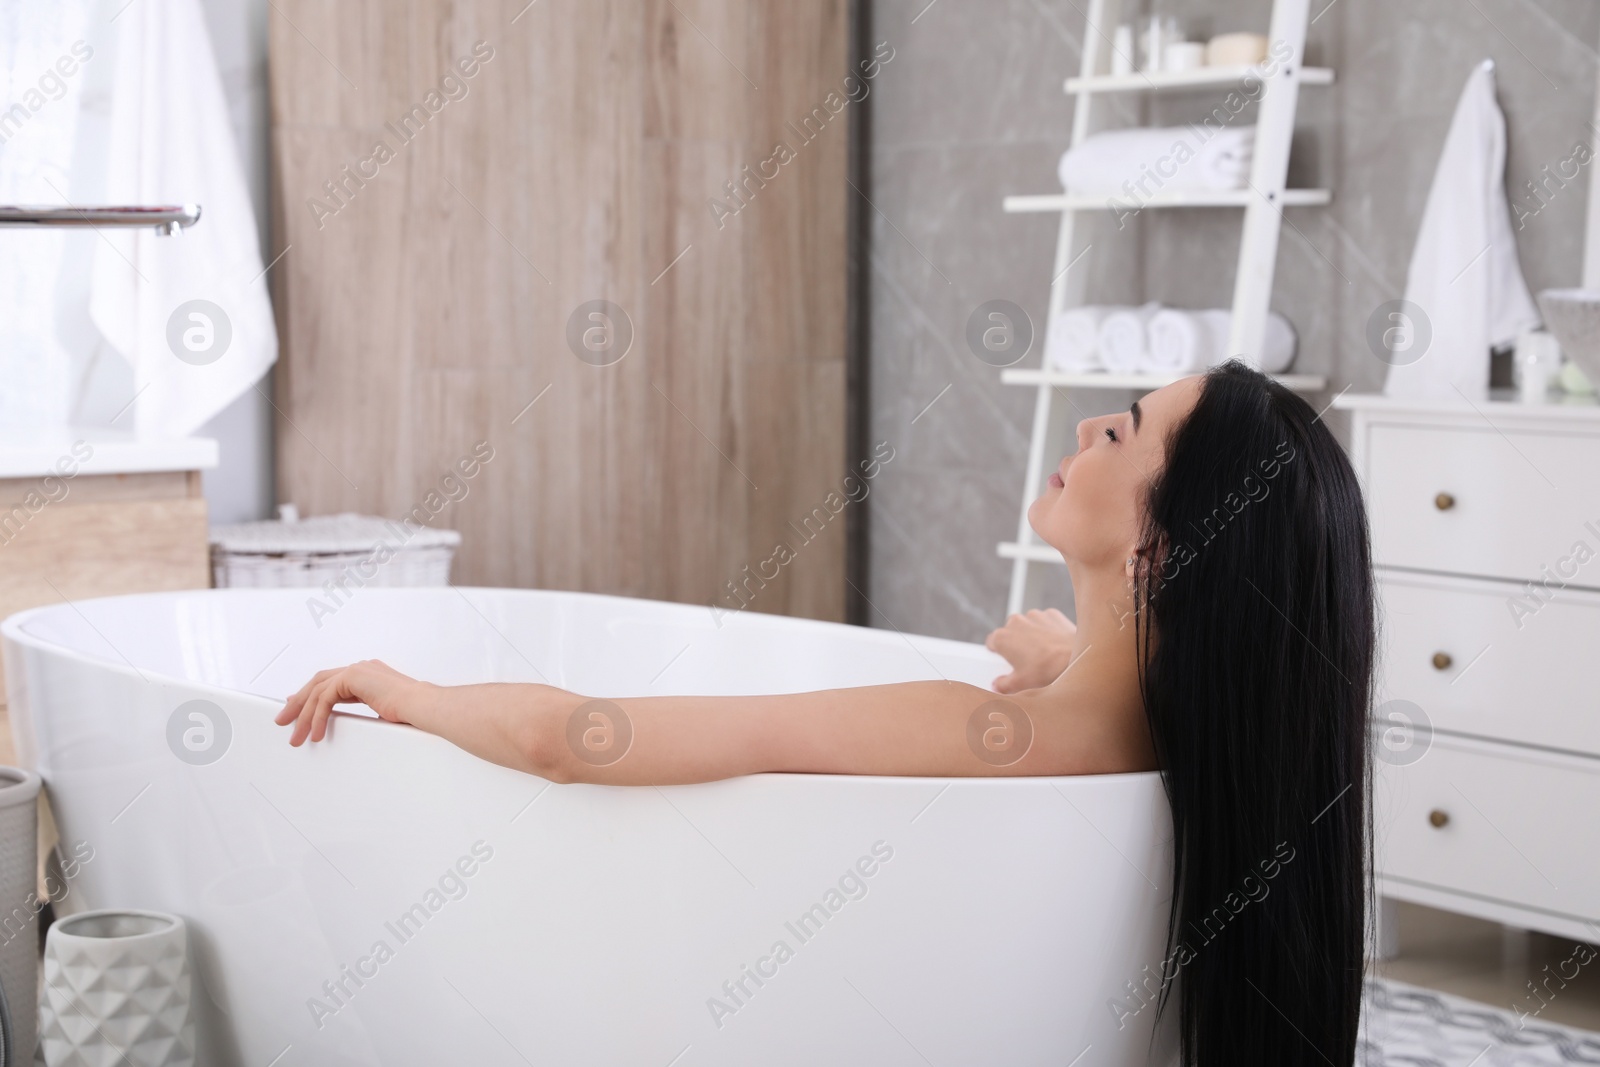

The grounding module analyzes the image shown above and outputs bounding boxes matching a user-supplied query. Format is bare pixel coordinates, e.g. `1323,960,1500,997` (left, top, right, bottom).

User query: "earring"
1126,557,1135,566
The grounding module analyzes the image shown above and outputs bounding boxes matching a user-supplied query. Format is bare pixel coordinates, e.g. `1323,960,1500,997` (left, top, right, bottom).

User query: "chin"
1025,515,1058,554
1026,496,1049,535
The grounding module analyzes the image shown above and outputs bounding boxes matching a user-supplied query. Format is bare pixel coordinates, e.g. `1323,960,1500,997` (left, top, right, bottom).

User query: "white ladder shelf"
1000,0,1333,616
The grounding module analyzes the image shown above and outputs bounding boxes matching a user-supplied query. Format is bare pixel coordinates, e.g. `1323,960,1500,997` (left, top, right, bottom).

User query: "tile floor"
1375,901,1600,1033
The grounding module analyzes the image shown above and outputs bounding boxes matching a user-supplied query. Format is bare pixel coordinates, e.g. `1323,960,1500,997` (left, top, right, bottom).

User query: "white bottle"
1141,15,1164,73
1112,24,1135,76
1514,330,1562,403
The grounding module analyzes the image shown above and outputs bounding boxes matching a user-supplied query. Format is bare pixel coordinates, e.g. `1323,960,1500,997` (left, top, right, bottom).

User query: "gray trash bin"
0,767,41,1065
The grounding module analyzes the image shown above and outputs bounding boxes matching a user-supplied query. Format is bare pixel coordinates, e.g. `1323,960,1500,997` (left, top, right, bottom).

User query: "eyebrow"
1130,401,1142,433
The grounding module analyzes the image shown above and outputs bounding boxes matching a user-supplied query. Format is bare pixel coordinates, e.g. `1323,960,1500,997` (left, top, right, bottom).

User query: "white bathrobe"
1384,60,1540,402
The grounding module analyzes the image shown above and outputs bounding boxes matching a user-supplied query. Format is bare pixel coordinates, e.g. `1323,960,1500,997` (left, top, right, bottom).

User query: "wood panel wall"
268,1,849,620
0,472,209,762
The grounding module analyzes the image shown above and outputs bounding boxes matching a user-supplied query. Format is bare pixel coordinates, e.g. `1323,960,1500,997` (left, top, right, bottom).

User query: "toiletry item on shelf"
1385,61,1539,403
1139,16,1190,73
1096,303,1162,374
1112,24,1135,76
1512,329,1562,402
1147,308,1297,374
1164,41,1206,72
1206,32,1269,66
1143,18,1185,72
38,911,197,1067
1141,15,1165,72
1560,359,1596,395
1044,306,1111,372
1057,126,1255,195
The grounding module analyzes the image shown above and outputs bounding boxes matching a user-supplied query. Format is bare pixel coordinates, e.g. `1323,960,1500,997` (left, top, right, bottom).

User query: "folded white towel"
1145,308,1297,374
1043,306,1108,372
1096,303,1161,374
1058,126,1256,196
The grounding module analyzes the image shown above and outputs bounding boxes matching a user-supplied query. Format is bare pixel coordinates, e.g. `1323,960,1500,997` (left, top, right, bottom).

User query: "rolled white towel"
1143,308,1298,374
1096,303,1161,374
1145,308,1218,374
1250,311,1298,374
1043,306,1107,372
1199,126,1254,185
1058,125,1257,196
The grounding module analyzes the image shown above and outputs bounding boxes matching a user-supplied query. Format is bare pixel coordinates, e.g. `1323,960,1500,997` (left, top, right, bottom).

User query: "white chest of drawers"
1335,393,1600,948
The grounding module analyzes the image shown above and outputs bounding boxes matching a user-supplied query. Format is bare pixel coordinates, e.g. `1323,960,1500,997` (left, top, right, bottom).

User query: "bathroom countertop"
1332,390,1600,420
0,426,218,479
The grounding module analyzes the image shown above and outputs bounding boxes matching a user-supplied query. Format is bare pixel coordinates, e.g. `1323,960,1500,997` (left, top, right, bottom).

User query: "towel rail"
0,204,200,235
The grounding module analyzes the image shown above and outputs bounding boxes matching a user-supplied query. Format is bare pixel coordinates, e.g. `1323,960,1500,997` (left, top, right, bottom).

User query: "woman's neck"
1055,562,1150,759
1065,562,1140,672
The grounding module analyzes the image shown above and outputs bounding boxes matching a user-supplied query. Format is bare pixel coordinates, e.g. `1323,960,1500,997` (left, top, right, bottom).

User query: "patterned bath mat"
1360,977,1600,1065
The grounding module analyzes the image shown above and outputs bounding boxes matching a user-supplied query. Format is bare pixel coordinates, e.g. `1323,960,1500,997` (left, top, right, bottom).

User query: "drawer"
1364,424,1600,582
1378,573,1600,756
1376,736,1600,924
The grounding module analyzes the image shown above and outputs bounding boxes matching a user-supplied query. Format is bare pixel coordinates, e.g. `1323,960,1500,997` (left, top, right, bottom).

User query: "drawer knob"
1428,809,1450,829
1431,651,1453,671
1434,492,1456,511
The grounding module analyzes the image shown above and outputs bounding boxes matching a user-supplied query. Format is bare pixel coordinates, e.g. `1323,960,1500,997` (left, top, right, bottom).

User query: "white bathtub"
3,588,1176,1066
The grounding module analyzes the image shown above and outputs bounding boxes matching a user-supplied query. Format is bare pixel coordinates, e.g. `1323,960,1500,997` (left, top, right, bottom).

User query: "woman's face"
1028,377,1203,569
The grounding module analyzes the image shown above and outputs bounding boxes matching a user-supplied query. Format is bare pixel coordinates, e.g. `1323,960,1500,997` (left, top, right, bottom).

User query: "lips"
1047,472,1064,489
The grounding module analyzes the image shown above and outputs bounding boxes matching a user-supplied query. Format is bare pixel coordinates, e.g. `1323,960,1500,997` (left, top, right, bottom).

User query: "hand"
275,659,432,746
985,609,1076,694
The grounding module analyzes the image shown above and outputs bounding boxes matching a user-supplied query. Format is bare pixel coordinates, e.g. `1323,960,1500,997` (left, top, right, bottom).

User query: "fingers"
308,677,341,743
993,672,1019,695
987,613,1026,649
279,660,421,745
282,667,356,745
1025,607,1072,631
276,667,341,726
286,677,324,746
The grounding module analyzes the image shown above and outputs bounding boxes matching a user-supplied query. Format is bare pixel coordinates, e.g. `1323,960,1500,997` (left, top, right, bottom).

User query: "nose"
1074,418,1095,452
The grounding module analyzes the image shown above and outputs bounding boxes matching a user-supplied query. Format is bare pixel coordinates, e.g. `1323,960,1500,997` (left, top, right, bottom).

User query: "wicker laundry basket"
209,509,461,589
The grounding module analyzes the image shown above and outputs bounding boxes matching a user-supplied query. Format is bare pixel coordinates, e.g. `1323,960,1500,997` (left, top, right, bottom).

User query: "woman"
278,361,1373,1066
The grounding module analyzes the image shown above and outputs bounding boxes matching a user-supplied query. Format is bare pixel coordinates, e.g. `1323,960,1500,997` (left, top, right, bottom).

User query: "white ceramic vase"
37,910,195,1067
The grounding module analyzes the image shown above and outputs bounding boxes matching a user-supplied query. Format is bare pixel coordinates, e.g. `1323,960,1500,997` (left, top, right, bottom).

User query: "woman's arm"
274,660,1124,784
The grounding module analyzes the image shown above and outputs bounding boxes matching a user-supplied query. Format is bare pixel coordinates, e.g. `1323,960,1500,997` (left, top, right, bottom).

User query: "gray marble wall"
864,0,1600,642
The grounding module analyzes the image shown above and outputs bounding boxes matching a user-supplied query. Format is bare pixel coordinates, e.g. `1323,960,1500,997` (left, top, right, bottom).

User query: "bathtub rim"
1,584,1001,667
3,586,1168,789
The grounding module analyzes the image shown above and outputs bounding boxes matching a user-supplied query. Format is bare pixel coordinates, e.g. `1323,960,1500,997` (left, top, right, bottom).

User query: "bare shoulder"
1005,682,1158,777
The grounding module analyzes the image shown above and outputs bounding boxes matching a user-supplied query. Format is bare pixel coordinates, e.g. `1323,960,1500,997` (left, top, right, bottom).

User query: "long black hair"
1134,361,1374,1065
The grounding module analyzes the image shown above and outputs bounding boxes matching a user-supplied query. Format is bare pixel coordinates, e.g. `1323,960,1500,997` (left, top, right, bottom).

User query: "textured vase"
0,766,41,1064
37,911,195,1067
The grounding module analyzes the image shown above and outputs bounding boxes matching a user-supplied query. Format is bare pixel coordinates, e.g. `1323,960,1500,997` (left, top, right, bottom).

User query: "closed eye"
1104,427,1118,443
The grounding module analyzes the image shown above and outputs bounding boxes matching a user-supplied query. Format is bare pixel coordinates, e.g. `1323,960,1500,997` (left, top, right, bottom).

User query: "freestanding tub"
3,588,1177,1066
